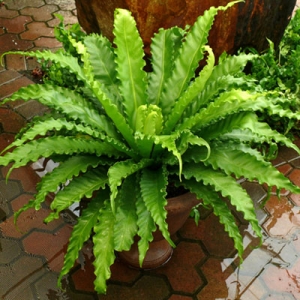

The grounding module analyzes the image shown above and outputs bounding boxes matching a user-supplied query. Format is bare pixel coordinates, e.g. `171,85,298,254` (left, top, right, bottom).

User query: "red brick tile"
155,242,205,293
0,15,32,34
20,22,55,40
0,69,22,85
110,259,140,282
0,33,34,52
0,76,33,99
288,169,300,187
0,107,26,133
21,5,59,22
0,27,4,35
0,7,19,18
277,163,293,176
290,193,300,206
7,0,45,10
2,165,40,192
22,225,73,271
34,36,62,48
1,194,64,238
0,133,15,152
180,214,235,257
197,258,234,299
4,53,27,70
263,196,300,238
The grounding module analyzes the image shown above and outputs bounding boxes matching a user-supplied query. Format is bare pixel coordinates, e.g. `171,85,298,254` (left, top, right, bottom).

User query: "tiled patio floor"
1,1,300,299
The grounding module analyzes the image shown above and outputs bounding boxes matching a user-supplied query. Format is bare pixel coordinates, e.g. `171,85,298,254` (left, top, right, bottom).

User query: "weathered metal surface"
75,0,296,58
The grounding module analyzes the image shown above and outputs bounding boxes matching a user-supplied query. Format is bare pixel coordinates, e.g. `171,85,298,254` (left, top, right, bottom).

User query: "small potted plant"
1,1,300,294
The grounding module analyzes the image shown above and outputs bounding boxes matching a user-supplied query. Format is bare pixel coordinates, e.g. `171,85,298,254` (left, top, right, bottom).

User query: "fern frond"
163,46,215,134
108,158,153,212
44,168,108,222
182,178,244,260
113,9,147,129
3,50,86,82
136,182,156,266
114,175,138,251
4,84,118,138
147,27,185,105
182,162,262,242
159,6,218,116
140,166,175,247
1,136,122,177
93,199,116,294
58,192,107,288
205,143,300,194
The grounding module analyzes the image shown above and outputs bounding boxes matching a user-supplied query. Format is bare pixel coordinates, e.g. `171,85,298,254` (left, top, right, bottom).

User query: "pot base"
118,239,173,270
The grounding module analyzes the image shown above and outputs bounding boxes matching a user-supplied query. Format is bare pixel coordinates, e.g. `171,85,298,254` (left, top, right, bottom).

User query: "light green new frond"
58,192,106,288
159,7,218,116
182,178,244,259
205,144,300,195
93,199,116,294
147,27,185,105
114,175,138,251
84,34,118,85
44,167,108,222
164,46,215,134
91,80,138,151
108,158,153,212
140,166,175,247
4,84,118,138
206,53,256,86
182,162,262,241
113,9,147,129
179,89,263,131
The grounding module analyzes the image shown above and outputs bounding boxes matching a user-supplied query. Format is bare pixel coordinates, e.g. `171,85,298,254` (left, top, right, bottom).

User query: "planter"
118,192,200,269
75,0,296,58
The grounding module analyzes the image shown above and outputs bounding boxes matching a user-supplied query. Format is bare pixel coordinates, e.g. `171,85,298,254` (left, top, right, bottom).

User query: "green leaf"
113,8,147,129
44,168,108,222
182,178,244,260
206,143,300,194
164,45,215,134
58,192,106,288
136,183,156,267
93,199,116,294
147,27,185,105
182,163,262,242
114,175,138,251
159,6,218,116
108,158,153,212
140,167,175,247
1,136,121,178
4,84,118,138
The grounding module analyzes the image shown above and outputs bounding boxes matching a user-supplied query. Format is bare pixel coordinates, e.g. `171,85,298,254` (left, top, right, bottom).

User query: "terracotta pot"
75,0,296,59
118,192,200,269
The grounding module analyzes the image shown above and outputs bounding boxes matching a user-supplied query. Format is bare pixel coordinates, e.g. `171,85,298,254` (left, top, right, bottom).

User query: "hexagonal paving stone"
0,15,32,34
21,5,59,22
0,237,22,264
0,180,22,201
20,22,55,40
99,275,170,300
5,0,45,10
0,6,19,18
0,254,46,299
155,242,205,294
